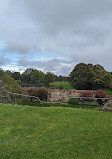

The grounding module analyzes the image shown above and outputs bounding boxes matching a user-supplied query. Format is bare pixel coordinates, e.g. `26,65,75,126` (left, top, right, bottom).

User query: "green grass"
20,100,102,109
104,89,112,97
0,103,112,159
50,81,73,89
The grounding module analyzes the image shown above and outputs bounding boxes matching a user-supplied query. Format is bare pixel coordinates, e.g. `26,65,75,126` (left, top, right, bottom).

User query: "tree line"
1,63,112,91
5,68,69,87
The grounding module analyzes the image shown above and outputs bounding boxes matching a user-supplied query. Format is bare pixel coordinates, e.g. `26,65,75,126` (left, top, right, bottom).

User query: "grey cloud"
0,55,11,66
0,0,112,74
17,58,75,75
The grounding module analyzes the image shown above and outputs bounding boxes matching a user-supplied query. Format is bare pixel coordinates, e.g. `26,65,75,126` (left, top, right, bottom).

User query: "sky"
0,0,112,75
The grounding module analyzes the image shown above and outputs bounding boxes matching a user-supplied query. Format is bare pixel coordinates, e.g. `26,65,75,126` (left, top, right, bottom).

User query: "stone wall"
0,80,11,104
48,89,95,102
22,87,96,103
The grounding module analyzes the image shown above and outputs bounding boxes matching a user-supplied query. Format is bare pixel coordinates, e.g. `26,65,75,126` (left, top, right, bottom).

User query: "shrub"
69,98,80,105
80,91,94,102
27,88,35,96
95,90,108,105
0,70,22,93
36,88,48,101
28,87,48,101
95,90,107,98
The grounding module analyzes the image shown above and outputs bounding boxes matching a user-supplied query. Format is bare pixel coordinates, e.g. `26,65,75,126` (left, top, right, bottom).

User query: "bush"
80,100,99,106
28,87,48,101
80,91,94,102
95,90,107,98
95,90,108,105
69,98,80,105
0,70,22,93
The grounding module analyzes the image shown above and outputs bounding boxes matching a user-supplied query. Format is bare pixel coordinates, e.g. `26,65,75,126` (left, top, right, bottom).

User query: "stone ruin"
95,98,112,112
0,80,11,104
47,89,96,102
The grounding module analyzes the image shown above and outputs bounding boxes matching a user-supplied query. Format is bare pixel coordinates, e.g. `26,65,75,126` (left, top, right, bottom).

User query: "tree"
5,70,12,76
0,70,22,93
70,63,94,90
30,70,45,85
44,72,56,87
11,72,21,80
70,63,112,90
21,73,31,84
91,64,112,89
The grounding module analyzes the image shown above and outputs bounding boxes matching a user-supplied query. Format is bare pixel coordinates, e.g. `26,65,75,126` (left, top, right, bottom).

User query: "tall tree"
70,63,112,90
30,70,45,85
44,72,56,87
11,72,21,80
70,63,94,90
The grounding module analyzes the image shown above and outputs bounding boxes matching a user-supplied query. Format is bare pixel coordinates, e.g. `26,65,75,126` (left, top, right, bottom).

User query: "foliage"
70,63,94,89
80,91,94,101
44,72,56,87
28,87,48,101
0,70,22,93
30,70,45,85
95,90,107,98
11,72,21,80
68,97,99,106
21,68,57,86
95,90,108,105
5,68,71,87
55,75,70,81
104,89,112,97
79,100,99,106
91,65,112,89
10,94,22,105
21,71,31,84
19,100,101,108
21,68,45,85
70,63,112,90
69,98,80,105
68,90,108,106
78,90,108,105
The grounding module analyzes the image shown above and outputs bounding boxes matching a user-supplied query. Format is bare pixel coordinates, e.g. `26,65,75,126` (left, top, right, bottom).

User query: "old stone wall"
48,89,95,102
0,80,11,104
22,87,96,103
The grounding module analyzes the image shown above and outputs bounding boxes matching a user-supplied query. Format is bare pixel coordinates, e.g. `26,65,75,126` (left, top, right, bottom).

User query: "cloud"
0,0,112,74
0,55,11,67
17,57,75,75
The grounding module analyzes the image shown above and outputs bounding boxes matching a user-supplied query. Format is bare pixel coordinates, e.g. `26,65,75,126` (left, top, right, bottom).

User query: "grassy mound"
0,103,112,159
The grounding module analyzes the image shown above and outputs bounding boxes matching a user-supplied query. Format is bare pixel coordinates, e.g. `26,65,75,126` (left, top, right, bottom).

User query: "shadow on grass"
19,100,102,110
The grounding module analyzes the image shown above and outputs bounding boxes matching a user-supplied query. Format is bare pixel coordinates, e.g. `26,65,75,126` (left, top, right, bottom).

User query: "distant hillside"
0,70,22,93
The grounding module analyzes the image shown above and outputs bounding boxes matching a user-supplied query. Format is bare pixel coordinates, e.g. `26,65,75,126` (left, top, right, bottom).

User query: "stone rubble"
94,98,112,112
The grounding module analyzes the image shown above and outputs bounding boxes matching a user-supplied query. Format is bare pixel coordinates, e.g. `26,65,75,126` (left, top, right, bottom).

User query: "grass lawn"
104,89,112,97
50,81,73,89
20,100,102,109
0,103,112,159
